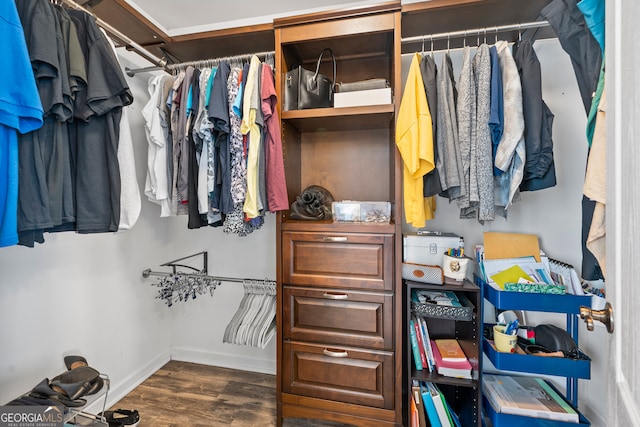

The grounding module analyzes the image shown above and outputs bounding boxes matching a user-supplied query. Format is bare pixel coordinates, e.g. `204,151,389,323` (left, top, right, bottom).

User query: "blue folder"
421,382,442,427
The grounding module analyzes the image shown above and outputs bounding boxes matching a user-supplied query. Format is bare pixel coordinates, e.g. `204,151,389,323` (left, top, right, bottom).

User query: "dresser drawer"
282,231,393,291
282,341,394,409
283,286,393,350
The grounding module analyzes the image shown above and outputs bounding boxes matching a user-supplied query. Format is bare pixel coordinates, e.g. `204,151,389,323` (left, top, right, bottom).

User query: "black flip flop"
62,355,105,395
100,409,140,427
29,378,86,407
64,355,89,370
50,366,100,400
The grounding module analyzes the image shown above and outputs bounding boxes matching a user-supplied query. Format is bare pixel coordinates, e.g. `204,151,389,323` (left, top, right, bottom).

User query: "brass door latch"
579,302,614,333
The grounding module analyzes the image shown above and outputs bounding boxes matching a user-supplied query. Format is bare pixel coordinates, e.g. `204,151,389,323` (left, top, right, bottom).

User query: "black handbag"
284,48,336,110
534,324,580,358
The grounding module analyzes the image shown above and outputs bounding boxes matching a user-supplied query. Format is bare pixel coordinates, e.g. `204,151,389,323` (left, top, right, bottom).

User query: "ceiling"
125,0,386,36
83,0,552,66
84,0,405,64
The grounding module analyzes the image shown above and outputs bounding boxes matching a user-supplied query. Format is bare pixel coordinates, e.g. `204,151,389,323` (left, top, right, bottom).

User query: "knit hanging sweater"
494,40,525,211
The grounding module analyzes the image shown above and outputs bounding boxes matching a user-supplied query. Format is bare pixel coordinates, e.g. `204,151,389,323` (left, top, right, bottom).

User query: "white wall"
164,215,277,375
0,61,173,404
0,52,279,407
401,38,608,426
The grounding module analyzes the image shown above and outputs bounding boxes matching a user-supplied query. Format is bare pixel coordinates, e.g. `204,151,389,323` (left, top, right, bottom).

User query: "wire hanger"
142,251,276,307
518,23,523,42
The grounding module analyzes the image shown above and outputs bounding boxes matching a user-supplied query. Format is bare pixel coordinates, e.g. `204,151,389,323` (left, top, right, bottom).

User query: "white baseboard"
84,347,171,413
580,406,607,427
170,346,276,376
82,346,274,415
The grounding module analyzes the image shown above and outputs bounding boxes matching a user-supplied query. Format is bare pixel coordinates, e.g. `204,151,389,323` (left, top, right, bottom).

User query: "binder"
420,383,443,427
410,390,420,427
444,398,462,427
548,258,584,295
412,384,428,427
427,382,453,427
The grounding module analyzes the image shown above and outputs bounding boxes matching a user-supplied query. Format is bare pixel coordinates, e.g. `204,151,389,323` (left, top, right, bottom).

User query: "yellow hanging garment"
396,53,435,227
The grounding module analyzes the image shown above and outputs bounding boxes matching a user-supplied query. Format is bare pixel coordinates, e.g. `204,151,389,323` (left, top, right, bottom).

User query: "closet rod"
141,268,274,285
166,50,275,71
400,20,550,45
125,65,164,77
125,50,276,76
59,0,167,69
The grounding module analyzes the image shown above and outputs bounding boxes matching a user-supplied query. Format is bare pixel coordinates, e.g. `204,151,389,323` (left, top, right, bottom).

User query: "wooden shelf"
282,104,395,132
281,218,396,234
410,368,479,387
400,0,555,53
401,0,552,37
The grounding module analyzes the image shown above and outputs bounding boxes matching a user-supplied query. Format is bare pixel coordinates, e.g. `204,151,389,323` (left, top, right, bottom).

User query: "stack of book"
483,374,580,423
431,339,473,380
409,311,472,380
411,380,462,427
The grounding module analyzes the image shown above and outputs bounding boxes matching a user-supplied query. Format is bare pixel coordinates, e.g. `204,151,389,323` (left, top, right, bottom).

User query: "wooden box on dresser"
274,2,403,426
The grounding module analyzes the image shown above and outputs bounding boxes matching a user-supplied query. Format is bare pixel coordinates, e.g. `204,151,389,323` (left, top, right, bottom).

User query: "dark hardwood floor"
110,361,353,427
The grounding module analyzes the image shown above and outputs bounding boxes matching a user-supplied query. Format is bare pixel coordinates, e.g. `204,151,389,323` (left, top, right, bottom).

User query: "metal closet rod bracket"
161,251,208,275
141,251,208,277
141,251,275,285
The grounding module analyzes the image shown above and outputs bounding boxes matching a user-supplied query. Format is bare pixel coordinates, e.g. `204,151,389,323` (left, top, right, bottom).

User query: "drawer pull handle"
323,292,348,300
323,348,349,358
323,236,348,242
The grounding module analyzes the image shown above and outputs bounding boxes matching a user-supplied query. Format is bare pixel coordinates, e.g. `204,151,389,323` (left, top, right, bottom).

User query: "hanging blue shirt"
577,0,605,53
578,0,605,146
489,45,504,176
205,66,217,109
0,0,44,247
233,62,251,119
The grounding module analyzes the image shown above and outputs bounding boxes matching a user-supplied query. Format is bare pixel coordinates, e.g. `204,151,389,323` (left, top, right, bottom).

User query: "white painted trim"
170,346,276,376
618,378,640,427
83,347,172,413
580,406,607,427
612,0,623,383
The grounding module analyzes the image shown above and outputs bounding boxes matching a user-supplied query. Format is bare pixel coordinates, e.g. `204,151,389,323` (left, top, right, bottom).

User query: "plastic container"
493,325,517,353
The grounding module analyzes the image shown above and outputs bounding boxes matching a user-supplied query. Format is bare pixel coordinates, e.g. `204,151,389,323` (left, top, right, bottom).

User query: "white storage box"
402,262,444,285
333,88,392,108
403,232,464,267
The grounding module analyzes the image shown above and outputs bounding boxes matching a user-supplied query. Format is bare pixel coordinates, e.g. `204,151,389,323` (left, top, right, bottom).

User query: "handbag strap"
313,48,337,87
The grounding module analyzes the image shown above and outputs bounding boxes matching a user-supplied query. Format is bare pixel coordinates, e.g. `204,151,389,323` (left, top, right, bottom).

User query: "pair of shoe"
99,409,140,427
24,355,104,408
61,355,104,396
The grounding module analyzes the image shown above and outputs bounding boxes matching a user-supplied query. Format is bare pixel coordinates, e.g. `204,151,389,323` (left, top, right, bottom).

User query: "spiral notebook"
548,258,583,295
